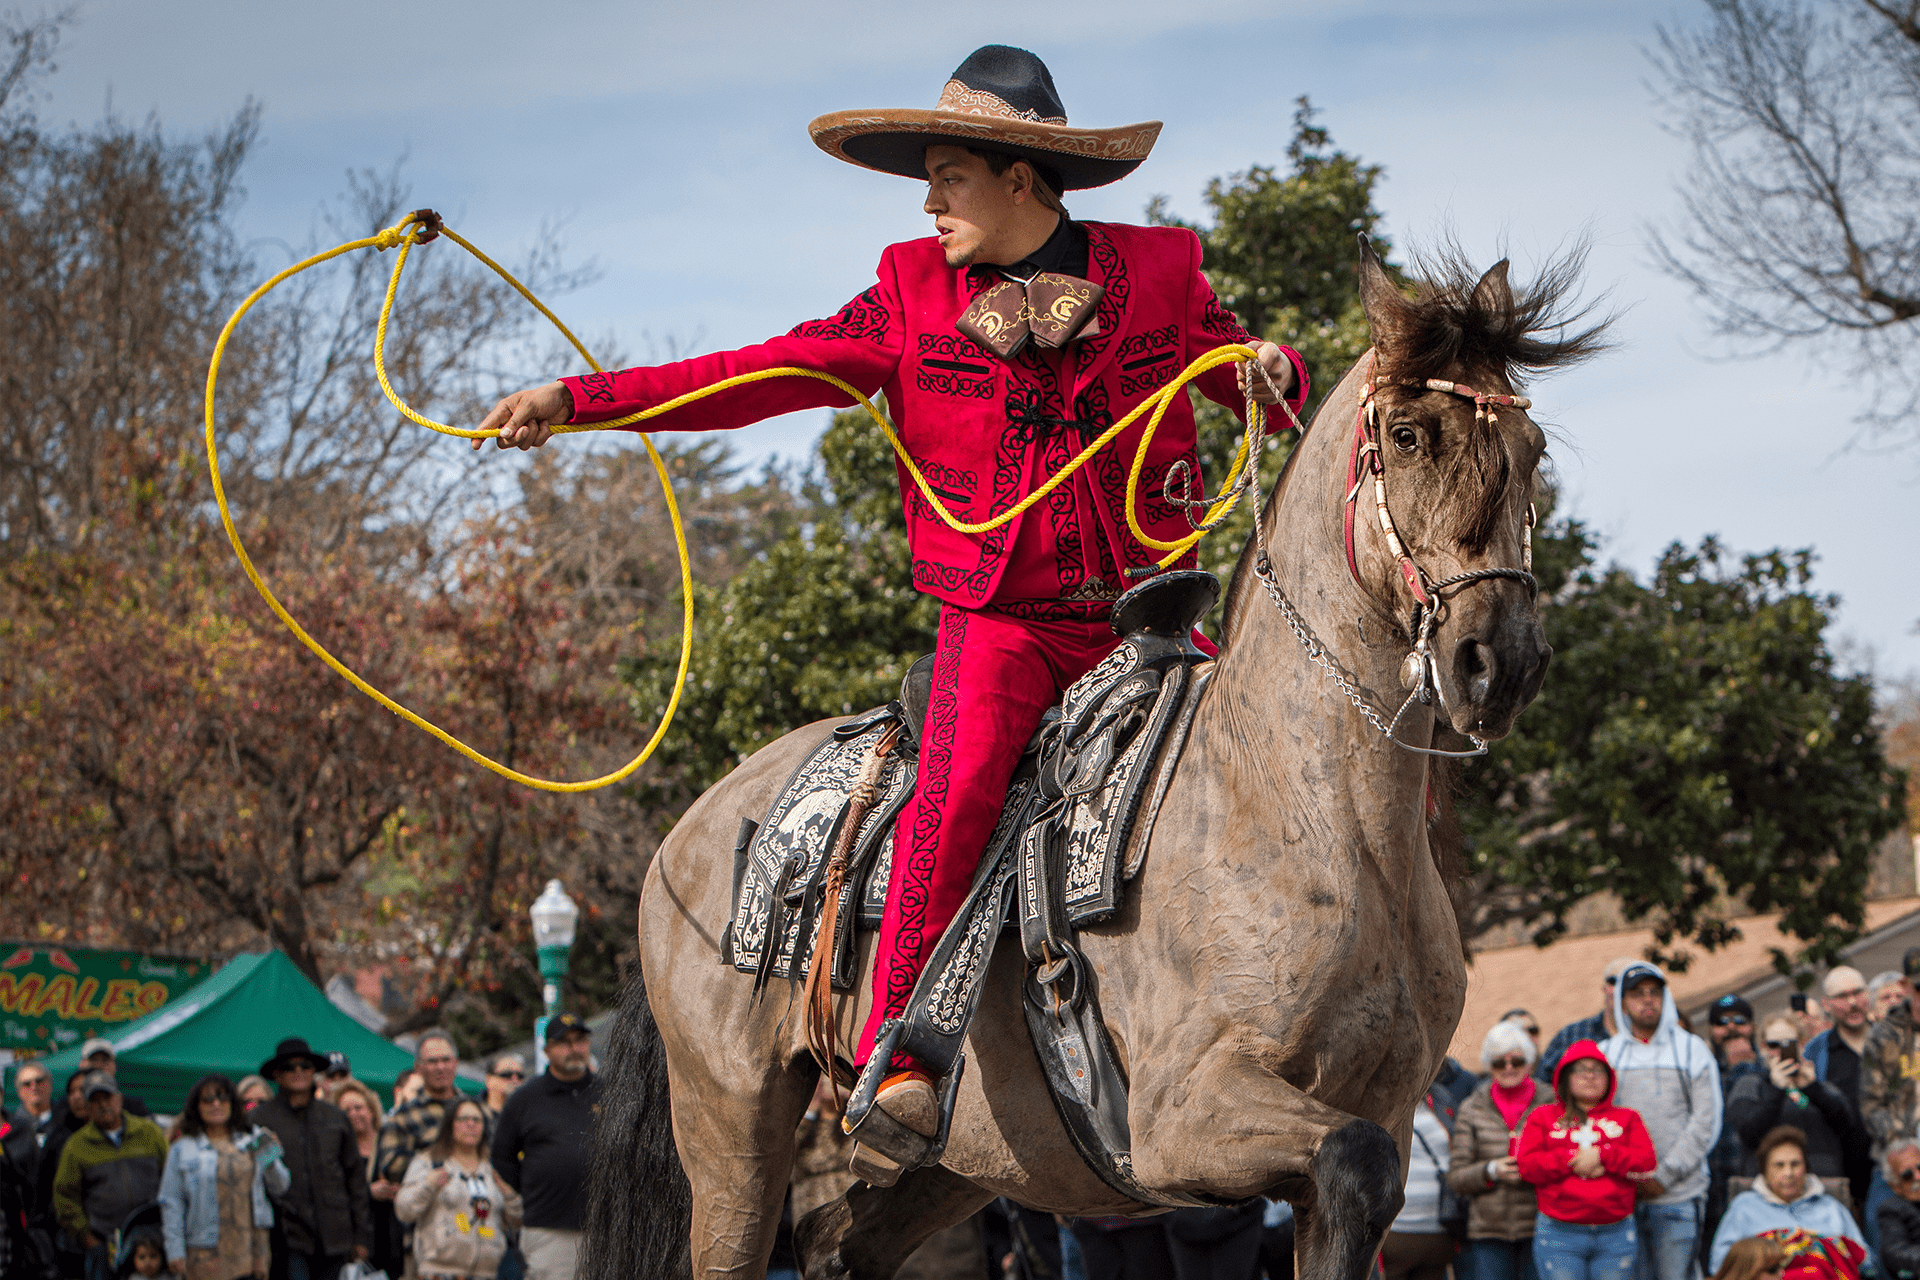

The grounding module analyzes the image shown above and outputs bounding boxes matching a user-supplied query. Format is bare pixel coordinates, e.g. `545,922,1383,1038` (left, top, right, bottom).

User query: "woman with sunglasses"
158,1074,289,1280
1449,1022,1552,1280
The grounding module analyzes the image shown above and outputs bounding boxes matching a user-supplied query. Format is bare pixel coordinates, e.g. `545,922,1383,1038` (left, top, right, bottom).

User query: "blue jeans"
83,1242,112,1280
1866,1167,1892,1268
1534,1215,1637,1280
1463,1237,1539,1280
1632,1199,1702,1280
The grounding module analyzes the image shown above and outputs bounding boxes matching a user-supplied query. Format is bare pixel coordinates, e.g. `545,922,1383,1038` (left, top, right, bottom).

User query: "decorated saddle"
719,571,1228,1208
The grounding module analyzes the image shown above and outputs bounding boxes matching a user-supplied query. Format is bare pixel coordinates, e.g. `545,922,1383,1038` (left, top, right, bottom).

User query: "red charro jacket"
1516,1039,1659,1225
559,222,1308,610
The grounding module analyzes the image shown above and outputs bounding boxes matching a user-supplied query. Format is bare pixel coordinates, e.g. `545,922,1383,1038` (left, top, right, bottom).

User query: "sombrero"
809,45,1161,192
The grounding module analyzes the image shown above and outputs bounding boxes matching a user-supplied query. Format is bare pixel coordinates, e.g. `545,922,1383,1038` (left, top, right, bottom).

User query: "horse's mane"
1373,237,1613,387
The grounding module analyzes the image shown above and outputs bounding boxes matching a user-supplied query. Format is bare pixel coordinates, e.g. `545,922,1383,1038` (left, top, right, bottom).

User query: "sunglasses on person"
1712,1014,1751,1027
490,1068,525,1080
1899,1165,1920,1184
1489,1055,1530,1071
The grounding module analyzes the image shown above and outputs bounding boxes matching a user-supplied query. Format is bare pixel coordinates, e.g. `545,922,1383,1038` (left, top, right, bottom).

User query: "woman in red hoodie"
1518,1039,1658,1280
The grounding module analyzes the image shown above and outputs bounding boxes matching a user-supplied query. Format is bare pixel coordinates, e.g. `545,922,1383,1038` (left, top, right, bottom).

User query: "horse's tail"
583,964,692,1280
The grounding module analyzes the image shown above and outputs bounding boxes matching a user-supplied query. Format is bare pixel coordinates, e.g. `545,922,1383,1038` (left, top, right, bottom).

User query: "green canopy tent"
7,950,418,1114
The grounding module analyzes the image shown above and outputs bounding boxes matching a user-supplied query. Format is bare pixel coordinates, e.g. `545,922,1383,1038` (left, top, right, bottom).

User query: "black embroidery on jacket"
788,286,891,343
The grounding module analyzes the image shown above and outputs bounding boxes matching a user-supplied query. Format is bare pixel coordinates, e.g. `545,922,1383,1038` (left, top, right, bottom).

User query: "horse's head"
1347,238,1608,741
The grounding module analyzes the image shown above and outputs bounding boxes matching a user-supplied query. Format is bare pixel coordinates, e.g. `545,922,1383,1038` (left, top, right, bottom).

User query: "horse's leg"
1129,1049,1403,1280
672,1048,817,1279
792,1163,995,1280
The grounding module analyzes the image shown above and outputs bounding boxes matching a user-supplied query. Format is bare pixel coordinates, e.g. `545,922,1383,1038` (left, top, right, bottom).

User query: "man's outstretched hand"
474,381,573,451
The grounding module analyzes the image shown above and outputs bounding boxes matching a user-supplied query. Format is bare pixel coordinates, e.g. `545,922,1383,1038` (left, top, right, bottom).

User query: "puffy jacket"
394,1154,522,1279
49,1116,168,1240
1516,1040,1658,1225
1447,1078,1549,1240
1707,1175,1864,1272
158,1130,290,1260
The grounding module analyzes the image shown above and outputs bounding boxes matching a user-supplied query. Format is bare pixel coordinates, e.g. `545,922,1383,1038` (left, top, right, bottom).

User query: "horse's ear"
1472,259,1513,317
1356,234,1409,355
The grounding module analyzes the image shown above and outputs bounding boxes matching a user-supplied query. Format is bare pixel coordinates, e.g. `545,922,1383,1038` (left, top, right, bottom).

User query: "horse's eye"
1390,425,1419,453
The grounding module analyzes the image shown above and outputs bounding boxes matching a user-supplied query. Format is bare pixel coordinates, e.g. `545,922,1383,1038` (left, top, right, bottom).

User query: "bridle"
1243,352,1542,758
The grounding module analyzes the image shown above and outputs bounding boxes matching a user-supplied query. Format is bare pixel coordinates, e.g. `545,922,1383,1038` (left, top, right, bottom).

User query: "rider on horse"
478,44,1308,1181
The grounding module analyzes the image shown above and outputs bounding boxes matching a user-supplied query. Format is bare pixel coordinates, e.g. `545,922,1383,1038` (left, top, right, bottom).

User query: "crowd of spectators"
17,950,1920,1280
1,1020,599,1280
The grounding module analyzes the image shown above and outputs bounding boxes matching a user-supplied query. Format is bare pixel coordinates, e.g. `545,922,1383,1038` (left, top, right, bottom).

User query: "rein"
1247,353,1542,759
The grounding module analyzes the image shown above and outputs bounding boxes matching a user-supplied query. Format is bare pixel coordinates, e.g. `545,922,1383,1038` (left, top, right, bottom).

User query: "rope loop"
205,212,1279,791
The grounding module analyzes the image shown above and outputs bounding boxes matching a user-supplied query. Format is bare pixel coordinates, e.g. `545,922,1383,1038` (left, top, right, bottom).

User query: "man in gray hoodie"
1603,961,1723,1280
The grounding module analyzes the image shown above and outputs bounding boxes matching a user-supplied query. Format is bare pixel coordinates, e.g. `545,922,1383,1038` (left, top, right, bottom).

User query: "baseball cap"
1618,962,1667,991
81,1070,120,1099
324,1052,351,1078
1602,956,1637,985
1708,994,1753,1025
79,1037,115,1059
544,1013,590,1043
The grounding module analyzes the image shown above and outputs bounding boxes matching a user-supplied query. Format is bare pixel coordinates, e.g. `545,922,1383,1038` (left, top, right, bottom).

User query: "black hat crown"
943,46,1067,124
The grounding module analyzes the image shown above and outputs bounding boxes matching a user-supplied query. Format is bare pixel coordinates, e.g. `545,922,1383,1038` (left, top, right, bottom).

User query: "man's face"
1709,1015,1750,1046
85,1091,122,1131
1825,976,1871,1029
1891,1147,1920,1202
922,145,1031,270
1623,978,1665,1032
17,1067,51,1114
275,1060,316,1099
418,1039,459,1096
547,1031,591,1080
487,1057,526,1097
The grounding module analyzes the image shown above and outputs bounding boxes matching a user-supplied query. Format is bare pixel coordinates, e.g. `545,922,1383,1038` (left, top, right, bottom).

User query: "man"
1862,950,1920,1269
50,1073,167,1280
67,1041,148,1120
1877,1139,1920,1277
250,1038,369,1280
374,1031,466,1185
490,1016,599,1280
1703,994,1763,1257
1872,971,1912,1021
1536,956,1637,1083
477,44,1305,1180
1806,967,1876,1217
482,1054,526,1119
321,1053,353,1093
4,1061,54,1187
1602,961,1722,1280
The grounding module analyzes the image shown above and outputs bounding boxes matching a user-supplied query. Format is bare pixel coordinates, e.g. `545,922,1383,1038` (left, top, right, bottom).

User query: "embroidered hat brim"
810,47,1159,191
810,107,1161,191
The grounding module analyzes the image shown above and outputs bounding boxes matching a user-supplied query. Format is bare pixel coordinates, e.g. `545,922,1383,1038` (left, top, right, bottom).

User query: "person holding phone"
1726,1019,1864,1210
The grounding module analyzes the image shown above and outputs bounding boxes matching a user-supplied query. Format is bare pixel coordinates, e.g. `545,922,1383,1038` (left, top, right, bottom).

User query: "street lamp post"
528,879,579,1075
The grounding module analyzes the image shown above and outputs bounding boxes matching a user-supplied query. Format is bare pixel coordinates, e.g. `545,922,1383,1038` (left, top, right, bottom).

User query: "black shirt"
1828,1036,1863,1105
489,1069,601,1231
973,215,1089,283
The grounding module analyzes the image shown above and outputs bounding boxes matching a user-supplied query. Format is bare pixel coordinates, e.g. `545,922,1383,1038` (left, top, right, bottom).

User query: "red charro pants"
854,604,1217,1071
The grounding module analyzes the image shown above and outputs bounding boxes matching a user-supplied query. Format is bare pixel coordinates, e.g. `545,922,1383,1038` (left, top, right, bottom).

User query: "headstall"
1238,352,1543,758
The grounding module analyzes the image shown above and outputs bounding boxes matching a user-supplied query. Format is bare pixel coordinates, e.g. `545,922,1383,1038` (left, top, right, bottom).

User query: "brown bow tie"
956,272,1105,359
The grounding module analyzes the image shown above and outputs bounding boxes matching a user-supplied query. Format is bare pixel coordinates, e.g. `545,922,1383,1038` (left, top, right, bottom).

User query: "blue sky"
33,0,1920,681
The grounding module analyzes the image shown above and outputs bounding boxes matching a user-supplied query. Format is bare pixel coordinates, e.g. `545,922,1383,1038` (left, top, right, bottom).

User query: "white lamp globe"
530,879,580,950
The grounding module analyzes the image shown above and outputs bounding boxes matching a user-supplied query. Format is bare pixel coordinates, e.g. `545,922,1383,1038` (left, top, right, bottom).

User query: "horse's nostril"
1463,641,1490,679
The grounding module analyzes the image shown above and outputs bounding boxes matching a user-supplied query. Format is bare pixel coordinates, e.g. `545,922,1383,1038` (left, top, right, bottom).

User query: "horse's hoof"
875,1072,938,1136
849,1141,906,1186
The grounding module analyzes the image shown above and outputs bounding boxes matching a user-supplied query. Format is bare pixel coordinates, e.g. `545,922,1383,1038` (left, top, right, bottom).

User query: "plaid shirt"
374,1096,458,1184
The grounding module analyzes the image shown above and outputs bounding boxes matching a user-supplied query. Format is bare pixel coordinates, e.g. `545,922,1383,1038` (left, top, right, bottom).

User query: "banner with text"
0,945,210,1056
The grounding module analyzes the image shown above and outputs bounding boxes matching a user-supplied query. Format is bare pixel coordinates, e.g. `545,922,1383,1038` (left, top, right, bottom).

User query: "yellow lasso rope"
204,211,1275,792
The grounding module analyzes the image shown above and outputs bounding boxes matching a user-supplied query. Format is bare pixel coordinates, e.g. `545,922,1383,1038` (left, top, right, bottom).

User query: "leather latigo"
956,273,1105,359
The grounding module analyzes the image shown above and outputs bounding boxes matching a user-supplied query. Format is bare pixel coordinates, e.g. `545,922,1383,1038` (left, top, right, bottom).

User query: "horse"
583,240,1607,1280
